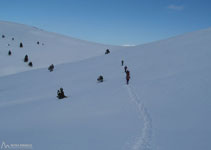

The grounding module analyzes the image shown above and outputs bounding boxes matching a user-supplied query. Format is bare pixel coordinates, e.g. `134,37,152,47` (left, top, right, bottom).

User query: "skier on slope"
126,70,130,85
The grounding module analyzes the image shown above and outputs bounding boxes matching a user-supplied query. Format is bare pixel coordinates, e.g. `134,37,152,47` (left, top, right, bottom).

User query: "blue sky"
0,0,211,45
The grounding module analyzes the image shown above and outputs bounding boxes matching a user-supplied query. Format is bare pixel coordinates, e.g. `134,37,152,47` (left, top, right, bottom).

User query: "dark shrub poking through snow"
28,62,33,67
8,50,12,56
57,88,67,99
48,64,54,72
37,41,39,45
97,75,104,82
20,42,23,48
105,49,110,54
2,35,5,38
24,55,28,62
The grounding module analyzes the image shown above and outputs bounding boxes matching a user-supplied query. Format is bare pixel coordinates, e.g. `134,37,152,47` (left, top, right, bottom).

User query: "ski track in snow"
126,85,152,150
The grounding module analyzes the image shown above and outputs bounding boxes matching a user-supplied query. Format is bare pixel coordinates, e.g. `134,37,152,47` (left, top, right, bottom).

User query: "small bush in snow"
28,62,33,67
97,75,104,82
57,88,67,99
8,50,12,56
105,49,110,54
48,64,54,72
24,55,28,62
20,42,23,48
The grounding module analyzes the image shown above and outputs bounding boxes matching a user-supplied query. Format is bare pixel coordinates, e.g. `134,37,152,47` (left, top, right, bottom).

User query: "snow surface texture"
0,21,211,150
126,85,152,150
0,21,121,77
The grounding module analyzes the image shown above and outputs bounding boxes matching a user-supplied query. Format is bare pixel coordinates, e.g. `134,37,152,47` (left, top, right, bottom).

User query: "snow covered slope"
0,23,211,150
0,21,121,77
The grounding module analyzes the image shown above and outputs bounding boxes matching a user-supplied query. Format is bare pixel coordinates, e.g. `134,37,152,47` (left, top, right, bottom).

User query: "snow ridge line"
126,85,152,150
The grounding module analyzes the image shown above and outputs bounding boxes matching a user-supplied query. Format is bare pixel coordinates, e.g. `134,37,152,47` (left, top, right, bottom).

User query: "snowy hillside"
0,21,121,77
0,22,211,150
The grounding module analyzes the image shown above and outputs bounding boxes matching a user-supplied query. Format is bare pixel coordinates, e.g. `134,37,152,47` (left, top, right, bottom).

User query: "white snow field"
0,21,211,150
0,21,121,77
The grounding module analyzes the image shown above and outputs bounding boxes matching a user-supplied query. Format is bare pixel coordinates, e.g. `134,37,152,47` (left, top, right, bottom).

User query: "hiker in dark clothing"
124,66,127,73
121,60,124,66
126,70,130,85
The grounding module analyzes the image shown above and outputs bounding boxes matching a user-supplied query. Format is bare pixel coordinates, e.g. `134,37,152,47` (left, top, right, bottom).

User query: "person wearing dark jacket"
121,60,124,66
124,66,127,73
126,70,130,85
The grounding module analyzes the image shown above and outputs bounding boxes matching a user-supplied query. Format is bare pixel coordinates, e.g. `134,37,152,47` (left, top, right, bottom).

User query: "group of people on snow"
95,60,130,85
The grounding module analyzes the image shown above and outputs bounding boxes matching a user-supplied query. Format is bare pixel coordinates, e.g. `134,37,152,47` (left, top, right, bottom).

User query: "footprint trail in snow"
126,85,152,150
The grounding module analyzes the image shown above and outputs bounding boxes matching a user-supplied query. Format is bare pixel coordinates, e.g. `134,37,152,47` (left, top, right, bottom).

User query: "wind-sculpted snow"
126,85,152,150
